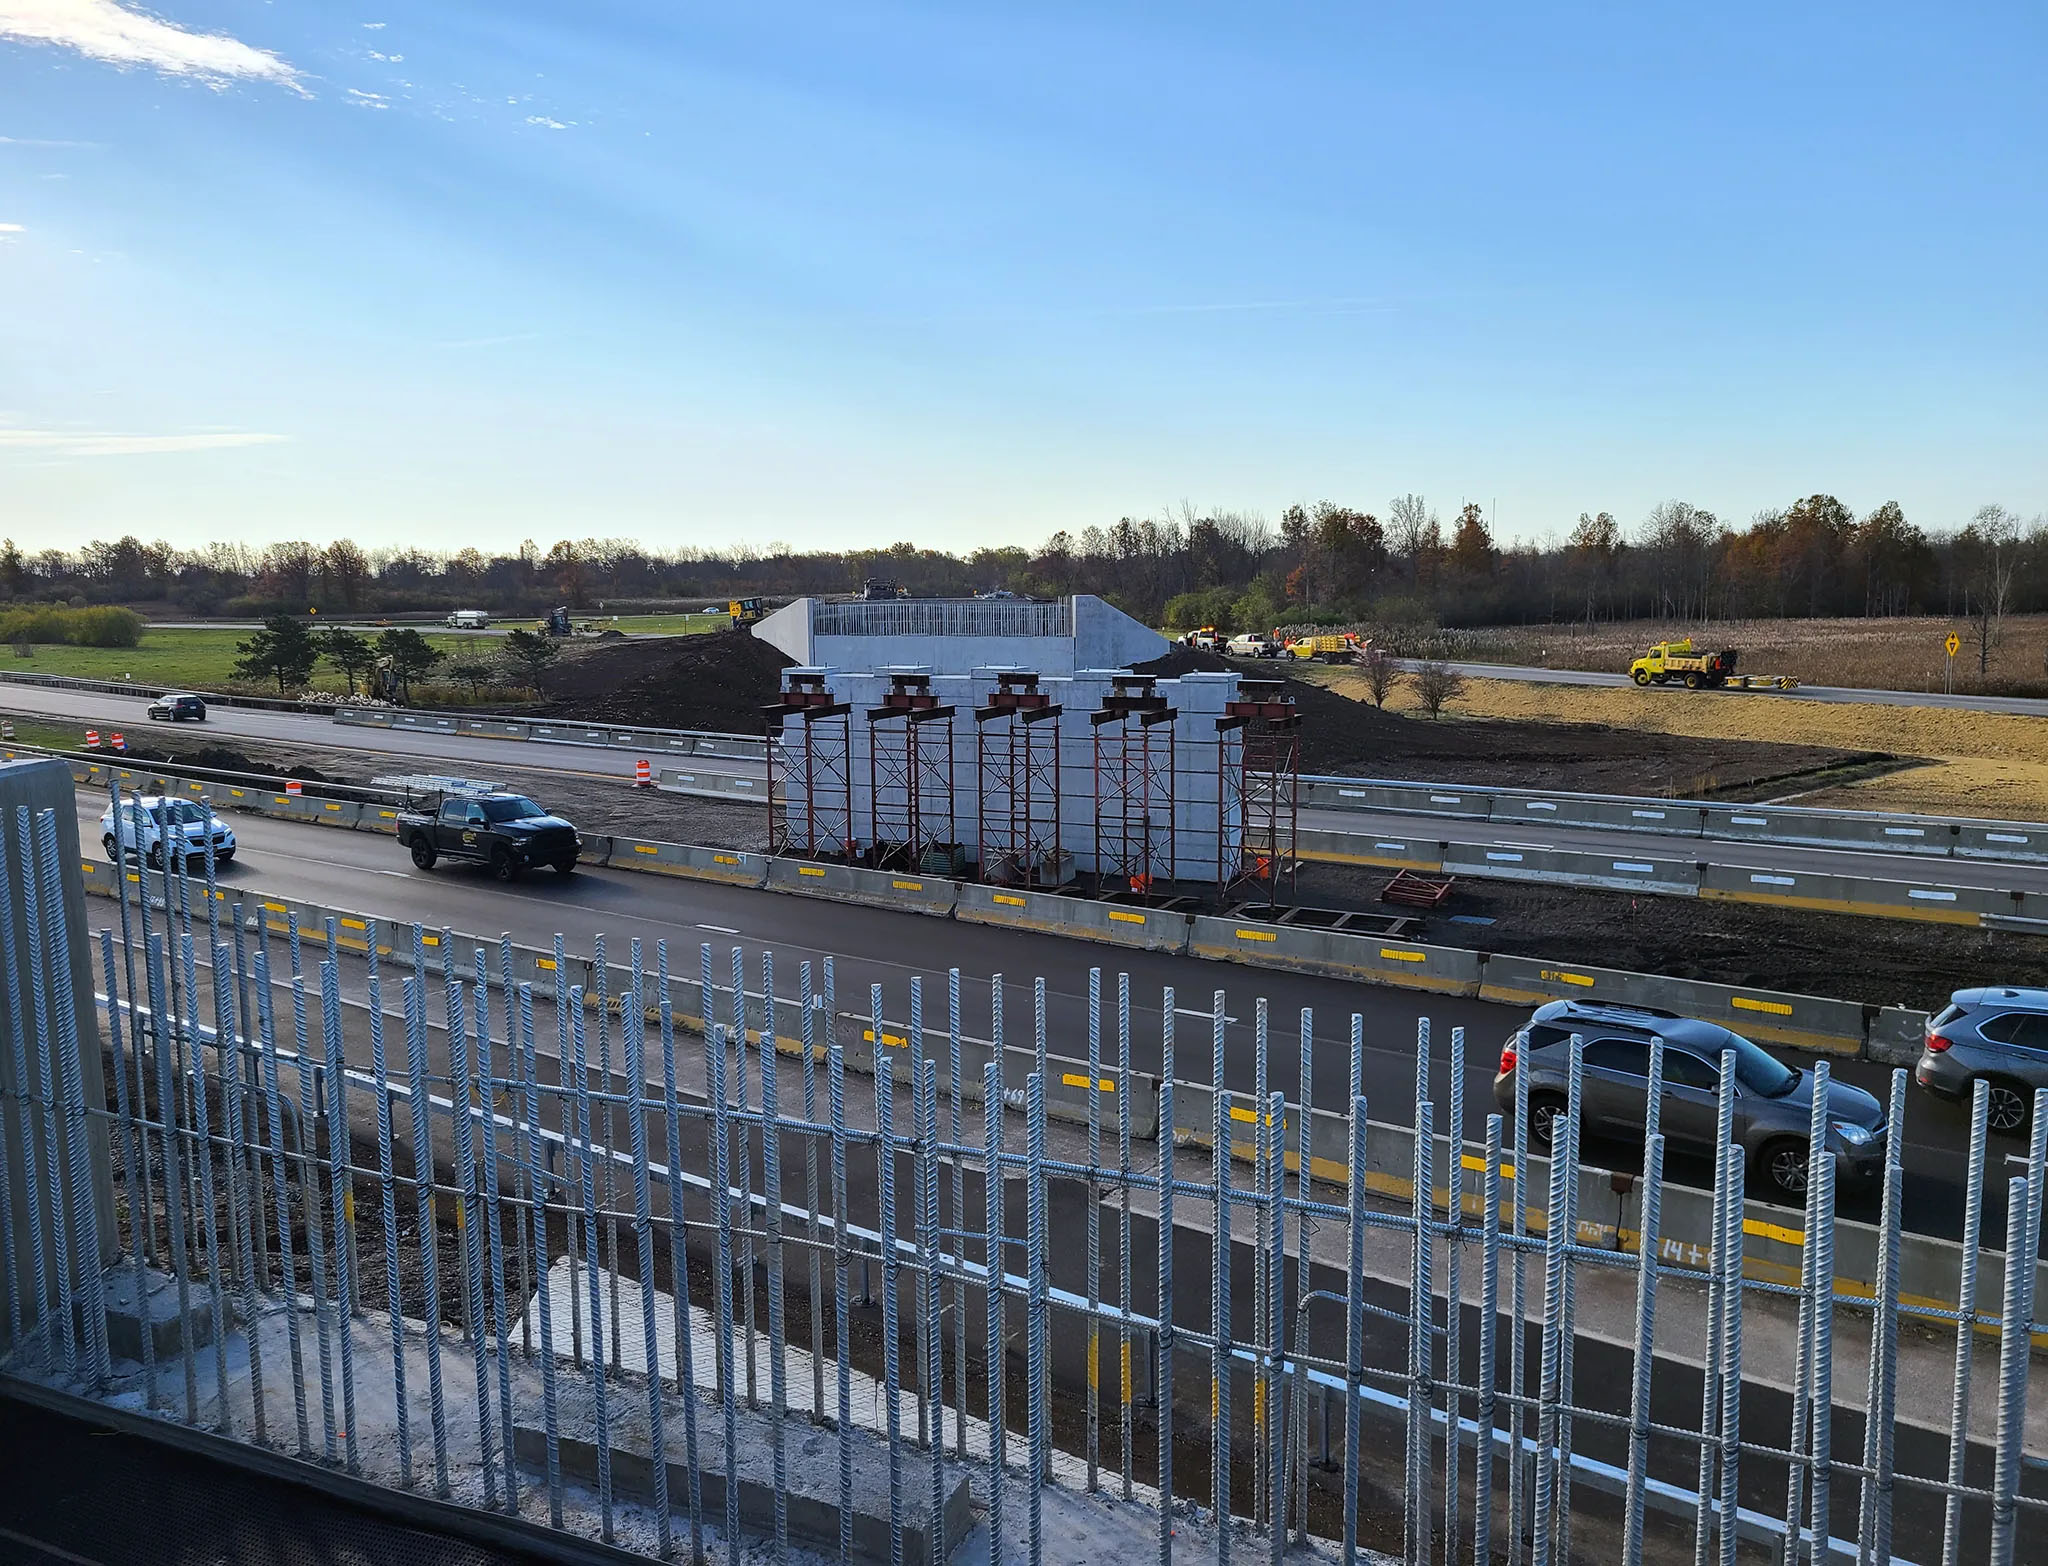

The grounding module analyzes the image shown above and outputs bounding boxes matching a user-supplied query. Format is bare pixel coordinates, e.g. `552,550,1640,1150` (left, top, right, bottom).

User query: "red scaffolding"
763,671,853,860
1218,677,1301,904
973,671,1064,887
866,672,958,873
1091,674,1176,895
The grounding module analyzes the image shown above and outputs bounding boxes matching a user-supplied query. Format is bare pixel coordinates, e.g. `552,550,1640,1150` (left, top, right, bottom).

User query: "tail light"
1498,1045,1518,1075
1925,1033,1954,1053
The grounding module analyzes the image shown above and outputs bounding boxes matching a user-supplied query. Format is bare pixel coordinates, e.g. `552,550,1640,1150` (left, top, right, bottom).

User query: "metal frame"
1219,678,1302,905
973,672,1064,889
866,674,957,874
764,673,852,861
1091,675,1176,896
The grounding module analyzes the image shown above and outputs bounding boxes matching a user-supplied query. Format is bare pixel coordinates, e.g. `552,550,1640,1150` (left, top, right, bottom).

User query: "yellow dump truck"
729,597,766,625
1628,639,1798,691
1287,632,1365,663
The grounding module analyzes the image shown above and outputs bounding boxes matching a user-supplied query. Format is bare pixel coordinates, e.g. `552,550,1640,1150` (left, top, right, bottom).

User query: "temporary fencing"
3,769,2046,1565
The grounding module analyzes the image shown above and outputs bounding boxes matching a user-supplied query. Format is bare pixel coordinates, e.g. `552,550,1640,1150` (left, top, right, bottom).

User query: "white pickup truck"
1226,633,1282,659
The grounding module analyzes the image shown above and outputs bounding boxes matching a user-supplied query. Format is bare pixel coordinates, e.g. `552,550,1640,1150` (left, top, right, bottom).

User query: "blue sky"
2,2,2042,555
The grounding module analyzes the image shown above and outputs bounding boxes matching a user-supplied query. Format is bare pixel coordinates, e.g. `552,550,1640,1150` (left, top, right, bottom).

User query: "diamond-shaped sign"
1945,632,1961,658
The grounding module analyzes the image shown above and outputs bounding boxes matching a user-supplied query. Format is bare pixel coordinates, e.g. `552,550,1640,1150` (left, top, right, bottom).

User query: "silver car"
1915,987,2048,1136
1493,1000,1886,1200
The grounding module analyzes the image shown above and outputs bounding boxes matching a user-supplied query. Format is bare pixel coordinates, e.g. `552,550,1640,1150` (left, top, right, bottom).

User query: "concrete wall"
0,758,118,1352
752,594,1169,676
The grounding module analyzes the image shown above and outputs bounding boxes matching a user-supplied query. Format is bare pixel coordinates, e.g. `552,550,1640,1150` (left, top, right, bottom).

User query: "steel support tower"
1091,674,1176,895
973,671,1064,887
764,671,854,859
867,672,958,872
1218,677,1301,904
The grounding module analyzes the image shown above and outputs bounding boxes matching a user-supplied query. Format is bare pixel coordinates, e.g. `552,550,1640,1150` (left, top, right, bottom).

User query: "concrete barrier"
610,838,769,887
1953,820,2048,864
1303,779,1488,820
331,706,395,729
765,857,957,916
955,881,1083,936
657,767,765,802
1476,953,1870,1055
953,881,1191,952
1439,839,1702,896
1294,825,1443,869
1489,792,1711,838
1696,859,2003,926
1187,916,1482,996
1700,804,1960,858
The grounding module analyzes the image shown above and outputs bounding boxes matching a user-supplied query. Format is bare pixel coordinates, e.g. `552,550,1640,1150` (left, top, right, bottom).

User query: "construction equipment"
540,605,573,637
1287,631,1365,663
1629,638,1799,691
729,597,766,625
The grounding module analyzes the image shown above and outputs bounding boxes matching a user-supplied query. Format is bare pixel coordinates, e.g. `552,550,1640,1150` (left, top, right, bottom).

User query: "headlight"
1832,1120,1873,1147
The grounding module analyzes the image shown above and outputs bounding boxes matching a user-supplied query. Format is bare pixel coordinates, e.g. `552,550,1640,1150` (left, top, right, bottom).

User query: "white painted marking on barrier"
1883,827,1925,838
1429,794,1462,804
1338,788,1369,798
1484,851,1524,863
1631,809,1667,820
1750,873,1796,886
1612,862,1655,874
1492,841,1548,850
1987,832,2029,844
730,779,755,789
1527,801,1558,811
1907,889,1957,902
1730,815,1768,826
1374,841,1407,852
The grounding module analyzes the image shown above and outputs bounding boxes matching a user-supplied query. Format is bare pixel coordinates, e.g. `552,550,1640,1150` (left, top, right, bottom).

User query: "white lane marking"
697,923,740,935
1174,1007,1240,1023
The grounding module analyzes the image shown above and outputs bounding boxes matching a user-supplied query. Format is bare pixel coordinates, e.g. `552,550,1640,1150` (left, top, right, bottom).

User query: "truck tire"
1684,672,1702,689
1632,669,1651,686
410,839,437,871
491,847,521,882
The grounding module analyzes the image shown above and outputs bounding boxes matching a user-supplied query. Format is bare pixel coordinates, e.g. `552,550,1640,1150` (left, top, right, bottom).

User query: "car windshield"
151,801,208,825
1726,1035,1799,1097
480,796,546,822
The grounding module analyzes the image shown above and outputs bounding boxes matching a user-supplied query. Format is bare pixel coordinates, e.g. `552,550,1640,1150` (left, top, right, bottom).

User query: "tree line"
1,493,2038,640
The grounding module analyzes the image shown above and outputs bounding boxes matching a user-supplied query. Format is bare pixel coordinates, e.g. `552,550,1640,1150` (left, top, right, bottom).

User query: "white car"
100,796,237,869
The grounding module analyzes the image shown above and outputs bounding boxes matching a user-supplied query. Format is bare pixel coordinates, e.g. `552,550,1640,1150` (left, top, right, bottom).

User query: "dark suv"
1916,987,2048,1136
1493,999,1886,1200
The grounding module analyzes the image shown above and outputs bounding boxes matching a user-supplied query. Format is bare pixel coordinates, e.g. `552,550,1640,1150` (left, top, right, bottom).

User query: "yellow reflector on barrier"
993,894,1027,906
713,854,738,865
1107,910,1145,924
1228,1104,1275,1126
1380,948,1425,962
1235,929,1277,942
232,789,248,799
1732,996,1794,1016
341,918,367,931
324,803,342,812
799,867,826,878
537,957,557,971
891,880,923,891
863,1028,907,1047
633,844,658,854
1060,1073,1116,1092
262,901,286,914
422,934,440,947
1541,969,1596,987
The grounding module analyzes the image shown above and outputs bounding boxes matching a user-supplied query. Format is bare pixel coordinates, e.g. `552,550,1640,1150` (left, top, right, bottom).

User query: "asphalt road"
17,680,2045,898
69,797,1995,1247
1388,658,2048,718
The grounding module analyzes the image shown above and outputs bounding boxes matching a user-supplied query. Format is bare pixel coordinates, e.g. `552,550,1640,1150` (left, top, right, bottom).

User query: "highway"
67,795,1994,1247
1388,657,2048,717
18,679,2048,899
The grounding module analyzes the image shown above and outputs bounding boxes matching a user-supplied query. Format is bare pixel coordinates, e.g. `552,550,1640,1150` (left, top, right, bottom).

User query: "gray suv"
1915,987,2048,1136
1493,1000,1886,1200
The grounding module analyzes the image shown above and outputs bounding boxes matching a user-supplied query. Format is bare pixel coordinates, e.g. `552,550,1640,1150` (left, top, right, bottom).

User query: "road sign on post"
1944,630,1960,693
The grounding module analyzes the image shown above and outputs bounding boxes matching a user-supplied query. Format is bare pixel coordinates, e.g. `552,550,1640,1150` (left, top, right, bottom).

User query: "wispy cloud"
0,134,100,147
525,115,568,130
361,19,385,28
346,87,389,109
0,1,306,93
0,427,288,457
0,222,23,232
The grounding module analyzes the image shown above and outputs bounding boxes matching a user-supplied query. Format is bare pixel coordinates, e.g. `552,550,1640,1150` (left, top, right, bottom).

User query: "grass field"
1,626,481,694
1480,615,2048,698
1313,663,2048,817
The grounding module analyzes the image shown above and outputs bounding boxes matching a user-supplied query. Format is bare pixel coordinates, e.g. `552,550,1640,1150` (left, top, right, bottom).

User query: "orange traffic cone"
633,758,654,788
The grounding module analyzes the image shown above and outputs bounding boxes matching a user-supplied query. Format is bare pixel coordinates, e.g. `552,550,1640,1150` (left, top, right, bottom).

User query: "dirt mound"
1133,647,1866,794
537,630,792,733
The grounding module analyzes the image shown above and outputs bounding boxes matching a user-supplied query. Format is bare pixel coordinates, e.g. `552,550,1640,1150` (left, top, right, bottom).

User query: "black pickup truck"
395,793,583,880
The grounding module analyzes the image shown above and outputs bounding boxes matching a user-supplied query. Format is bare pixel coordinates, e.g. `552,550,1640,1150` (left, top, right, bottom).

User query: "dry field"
1322,667,2048,819
1496,615,2048,698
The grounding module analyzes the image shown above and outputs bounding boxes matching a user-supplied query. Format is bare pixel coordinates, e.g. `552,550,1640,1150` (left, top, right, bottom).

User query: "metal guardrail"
7,804,2045,1564
0,667,342,716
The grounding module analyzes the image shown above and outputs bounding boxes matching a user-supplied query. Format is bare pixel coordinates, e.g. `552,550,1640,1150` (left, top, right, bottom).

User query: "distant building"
749,594,1167,677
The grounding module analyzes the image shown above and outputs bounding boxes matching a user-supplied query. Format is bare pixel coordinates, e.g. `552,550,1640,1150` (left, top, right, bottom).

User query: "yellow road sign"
1945,632,1961,658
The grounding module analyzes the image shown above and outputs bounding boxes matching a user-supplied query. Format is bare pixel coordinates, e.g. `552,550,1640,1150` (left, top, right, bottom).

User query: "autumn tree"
321,540,371,611
318,626,375,695
1568,511,1620,626
1448,503,1497,578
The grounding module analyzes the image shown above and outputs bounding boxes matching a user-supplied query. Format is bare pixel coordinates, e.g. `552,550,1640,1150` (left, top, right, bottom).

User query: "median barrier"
845,864,958,916
1294,825,1443,870
610,838,769,887
390,711,462,735
1475,952,1870,1054
1439,840,1701,896
331,706,394,729
1490,792,1710,839
1953,820,2048,864
657,767,763,802
1187,916,1481,996
1696,860,2001,926
955,881,1081,936
1302,778,1488,820
1867,1007,1932,1066
1700,803,1959,858
362,804,403,835
458,717,532,740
